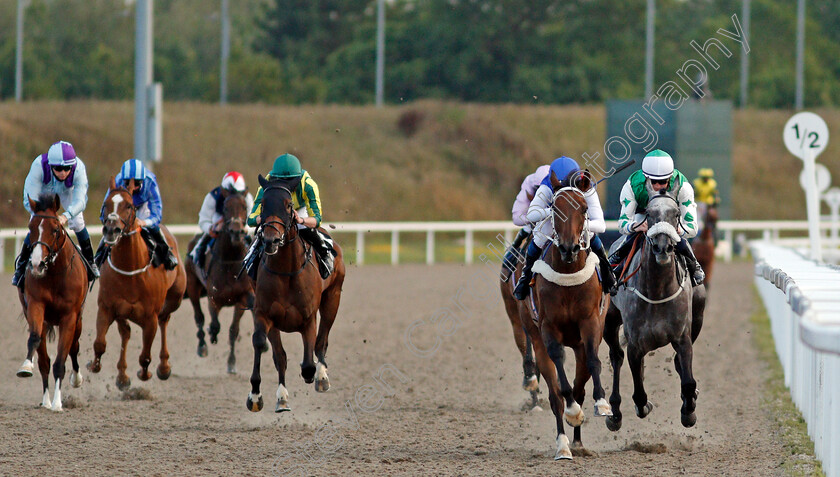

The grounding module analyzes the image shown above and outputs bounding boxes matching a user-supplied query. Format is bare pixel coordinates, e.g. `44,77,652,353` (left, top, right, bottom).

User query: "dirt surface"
0,262,794,476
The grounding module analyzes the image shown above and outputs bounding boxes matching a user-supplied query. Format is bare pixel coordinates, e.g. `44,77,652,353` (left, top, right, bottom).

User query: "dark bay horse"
692,203,717,288
246,174,345,413
499,235,541,409
16,194,88,411
87,176,186,390
185,191,254,373
604,185,706,432
514,170,612,460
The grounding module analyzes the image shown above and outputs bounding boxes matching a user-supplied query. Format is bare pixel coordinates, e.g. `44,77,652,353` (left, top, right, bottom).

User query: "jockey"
501,164,550,281
693,168,720,207
12,141,99,287
513,156,616,300
608,149,705,286
244,153,336,280
188,171,254,269
94,159,178,270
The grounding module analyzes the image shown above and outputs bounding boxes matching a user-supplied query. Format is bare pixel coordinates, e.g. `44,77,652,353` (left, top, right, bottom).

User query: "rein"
107,253,153,276
550,186,590,251
259,242,312,277
31,214,65,266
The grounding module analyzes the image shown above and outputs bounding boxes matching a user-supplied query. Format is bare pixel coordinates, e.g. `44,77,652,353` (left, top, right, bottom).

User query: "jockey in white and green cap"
608,149,705,286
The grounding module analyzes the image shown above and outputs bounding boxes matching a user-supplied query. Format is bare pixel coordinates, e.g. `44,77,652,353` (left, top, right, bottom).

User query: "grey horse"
603,184,706,430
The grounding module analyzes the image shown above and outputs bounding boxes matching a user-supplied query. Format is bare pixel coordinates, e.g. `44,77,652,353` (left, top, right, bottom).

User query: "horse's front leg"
187,279,208,357
603,306,624,431
627,342,654,419
18,302,44,378
156,312,173,380
267,327,290,412
580,319,611,419
543,329,583,428
68,315,84,389
137,315,158,382
208,300,222,345
227,303,247,375
36,331,52,409
300,315,318,384
246,315,268,412
115,319,132,390
571,346,591,451
49,319,77,412
88,307,113,374
672,335,698,427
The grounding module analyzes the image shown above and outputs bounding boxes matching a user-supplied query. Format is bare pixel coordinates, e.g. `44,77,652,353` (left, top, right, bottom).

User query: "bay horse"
184,191,255,373
604,184,706,432
87,176,186,390
499,235,541,409
246,174,345,413
16,194,88,411
692,203,717,288
512,170,612,460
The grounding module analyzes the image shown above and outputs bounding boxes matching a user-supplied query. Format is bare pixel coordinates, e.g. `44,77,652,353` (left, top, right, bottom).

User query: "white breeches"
532,218,553,249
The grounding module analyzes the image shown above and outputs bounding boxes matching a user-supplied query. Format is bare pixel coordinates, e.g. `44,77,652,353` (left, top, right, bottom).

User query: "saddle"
139,229,164,267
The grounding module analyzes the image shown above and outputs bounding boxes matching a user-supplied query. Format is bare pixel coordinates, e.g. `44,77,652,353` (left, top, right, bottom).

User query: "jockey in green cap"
608,149,705,287
243,153,336,279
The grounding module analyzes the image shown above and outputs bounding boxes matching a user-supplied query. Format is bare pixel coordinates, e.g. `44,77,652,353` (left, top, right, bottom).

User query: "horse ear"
109,175,116,190
53,194,61,211
288,175,302,191
550,170,561,190
27,195,36,212
258,174,268,188
574,170,592,192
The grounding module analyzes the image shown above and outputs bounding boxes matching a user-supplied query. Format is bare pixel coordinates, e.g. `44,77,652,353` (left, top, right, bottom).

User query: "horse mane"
32,193,59,213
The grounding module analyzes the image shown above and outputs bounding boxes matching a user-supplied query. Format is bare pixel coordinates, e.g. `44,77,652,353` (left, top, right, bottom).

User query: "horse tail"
46,324,56,343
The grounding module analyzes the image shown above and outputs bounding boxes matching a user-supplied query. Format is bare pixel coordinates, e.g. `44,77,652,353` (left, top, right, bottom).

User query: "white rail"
0,219,836,269
751,242,840,477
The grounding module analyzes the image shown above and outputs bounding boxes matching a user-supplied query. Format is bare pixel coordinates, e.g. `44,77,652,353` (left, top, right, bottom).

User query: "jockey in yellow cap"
693,168,720,207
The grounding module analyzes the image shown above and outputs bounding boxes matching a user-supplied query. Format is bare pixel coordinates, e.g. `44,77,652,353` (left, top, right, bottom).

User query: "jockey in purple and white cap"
13,141,98,287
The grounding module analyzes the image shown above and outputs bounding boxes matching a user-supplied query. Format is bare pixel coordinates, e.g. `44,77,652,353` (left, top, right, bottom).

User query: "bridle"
257,185,298,255
102,190,138,246
550,186,590,251
31,213,67,268
644,193,683,246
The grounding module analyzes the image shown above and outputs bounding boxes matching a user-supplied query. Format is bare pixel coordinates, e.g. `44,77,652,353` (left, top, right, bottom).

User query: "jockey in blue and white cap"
512,156,616,300
94,159,178,270
13,141,98,287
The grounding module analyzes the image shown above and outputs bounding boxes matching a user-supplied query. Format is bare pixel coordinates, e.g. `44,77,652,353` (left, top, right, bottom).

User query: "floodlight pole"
644,0,655,99
15,0,27,103
220,0,230,105
795,0,805,110
135,0,153,168
375,0,385,107
739,0,750,108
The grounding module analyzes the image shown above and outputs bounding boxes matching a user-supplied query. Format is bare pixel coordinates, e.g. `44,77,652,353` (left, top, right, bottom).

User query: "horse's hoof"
137,369,152,382
227,362,237,375
523,375,540,393
635,401,654,418
301,364,316,384
69,371,84,388
156,366,171,381
605,415,622,432
314,363,329,392
594,398,613,417
86,360,101,374
554,434,573,461
116,376,131,391
563,401,585,427
209,335,218,345
197,344,208,358
275,401,291,413
246,393,264,412
681,411,697,428
17,359,34,378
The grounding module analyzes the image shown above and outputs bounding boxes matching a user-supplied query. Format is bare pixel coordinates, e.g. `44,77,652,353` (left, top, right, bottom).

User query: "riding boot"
591,241,616,295
193,233,212,269
147,226,178,270
11,236,32,288
94,238,110,269
607,232,640,267
676,238,705,286
513,241,542,300
76,231,100,280
502,228,530,282
299,227,335,279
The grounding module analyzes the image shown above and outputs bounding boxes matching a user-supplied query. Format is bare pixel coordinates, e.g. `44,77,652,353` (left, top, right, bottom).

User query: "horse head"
258,174,302,255
101,175,137,245
644,184,681,266
549,169,591,264
221,190,249,244
27,194,66,278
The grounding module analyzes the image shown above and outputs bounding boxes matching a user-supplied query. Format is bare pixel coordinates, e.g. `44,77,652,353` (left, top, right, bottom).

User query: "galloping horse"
184,191,254,373
87,177,186,390
16,194,88,411
499,235,541,409
511,170,612,460
246,174,345,413
604,185,706,431
692,203,718,288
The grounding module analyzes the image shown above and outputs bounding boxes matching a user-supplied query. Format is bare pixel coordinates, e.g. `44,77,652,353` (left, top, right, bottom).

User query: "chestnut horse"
87,177,186,390
692,203,717,288
184,191,254,373
16,194,88,411
246,174,345,413
513,170,612,460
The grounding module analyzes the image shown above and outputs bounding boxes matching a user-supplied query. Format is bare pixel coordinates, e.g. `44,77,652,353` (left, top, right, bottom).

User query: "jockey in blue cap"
94,159,178,270
512,156,616,300
13,141,99,287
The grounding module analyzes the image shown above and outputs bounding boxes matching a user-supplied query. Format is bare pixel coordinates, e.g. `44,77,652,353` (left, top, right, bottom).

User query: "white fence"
752,242,840,477
1,219,838,269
